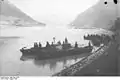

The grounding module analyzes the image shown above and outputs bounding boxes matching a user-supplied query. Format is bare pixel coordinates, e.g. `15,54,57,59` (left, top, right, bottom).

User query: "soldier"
88,41,92,47
38,42,42,48
65,37,68,44
46,41,51,48
34,42,38,48
75,42,78,48
51,42,54,46
57,41,61,45
53,37,56,44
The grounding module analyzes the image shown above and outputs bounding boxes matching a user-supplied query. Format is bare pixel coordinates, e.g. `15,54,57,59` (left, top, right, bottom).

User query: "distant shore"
0,36,20,39
0,36,20,47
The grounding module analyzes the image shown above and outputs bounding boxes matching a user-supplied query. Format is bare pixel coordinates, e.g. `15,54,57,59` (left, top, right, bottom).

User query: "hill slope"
0,0,45,26
70,0,118,30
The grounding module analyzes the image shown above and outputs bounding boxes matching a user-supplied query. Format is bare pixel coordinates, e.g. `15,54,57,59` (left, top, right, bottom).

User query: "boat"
20,37,93,60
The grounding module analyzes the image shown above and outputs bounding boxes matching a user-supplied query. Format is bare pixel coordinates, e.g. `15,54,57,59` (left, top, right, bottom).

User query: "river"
0,25,113,76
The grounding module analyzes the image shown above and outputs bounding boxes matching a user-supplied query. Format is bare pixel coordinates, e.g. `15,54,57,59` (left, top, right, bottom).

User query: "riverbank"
53,39,119,76
73,41,118,76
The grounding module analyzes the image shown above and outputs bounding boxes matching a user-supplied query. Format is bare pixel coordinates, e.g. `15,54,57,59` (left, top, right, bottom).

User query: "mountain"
0,0,46,26
70,0,119,30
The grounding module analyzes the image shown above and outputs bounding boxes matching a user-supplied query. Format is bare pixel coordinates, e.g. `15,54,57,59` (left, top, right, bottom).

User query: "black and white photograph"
0,0,120,77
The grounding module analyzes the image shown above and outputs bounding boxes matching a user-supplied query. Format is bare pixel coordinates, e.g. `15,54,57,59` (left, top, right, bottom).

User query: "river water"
0,25,112,76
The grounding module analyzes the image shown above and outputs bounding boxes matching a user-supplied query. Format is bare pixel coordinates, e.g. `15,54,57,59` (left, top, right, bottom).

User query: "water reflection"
33,55,85,71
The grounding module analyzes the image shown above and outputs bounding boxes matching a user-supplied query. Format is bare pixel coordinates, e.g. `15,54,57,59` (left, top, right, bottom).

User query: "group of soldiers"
33,37,79,50
22,33,116,52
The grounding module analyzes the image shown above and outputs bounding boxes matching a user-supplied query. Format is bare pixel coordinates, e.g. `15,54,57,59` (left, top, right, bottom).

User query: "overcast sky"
9,0,99,25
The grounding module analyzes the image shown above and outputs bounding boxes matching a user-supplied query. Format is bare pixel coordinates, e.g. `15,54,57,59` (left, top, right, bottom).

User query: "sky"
9,0,99,25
